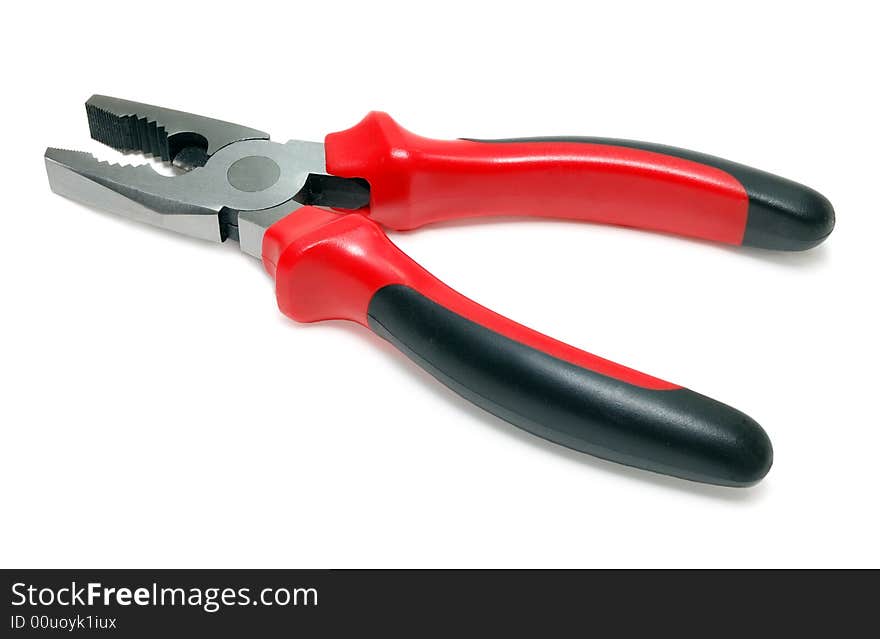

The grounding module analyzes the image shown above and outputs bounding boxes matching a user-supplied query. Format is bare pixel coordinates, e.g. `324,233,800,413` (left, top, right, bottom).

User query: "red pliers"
45,96,835,486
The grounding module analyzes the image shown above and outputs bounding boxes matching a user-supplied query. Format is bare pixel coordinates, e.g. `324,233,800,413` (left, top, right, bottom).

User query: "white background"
2,1,877,568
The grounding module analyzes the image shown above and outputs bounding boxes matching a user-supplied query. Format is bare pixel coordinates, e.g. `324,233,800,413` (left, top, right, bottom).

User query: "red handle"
324,112,750,243
324,112,834,250
261,207,772,486
262,205,674,390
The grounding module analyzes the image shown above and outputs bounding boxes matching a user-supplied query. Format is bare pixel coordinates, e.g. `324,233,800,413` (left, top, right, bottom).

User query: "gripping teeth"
45,147,158,176
81,95,270,170
44,147,178,202
86,103,171,162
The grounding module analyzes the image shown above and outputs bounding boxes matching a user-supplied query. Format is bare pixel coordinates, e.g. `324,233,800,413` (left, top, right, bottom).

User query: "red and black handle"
258,115,835,484
325,112,834,250
262,208,773,486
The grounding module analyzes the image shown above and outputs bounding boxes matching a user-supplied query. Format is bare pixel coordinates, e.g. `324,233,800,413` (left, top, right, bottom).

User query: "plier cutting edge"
45,96,835,487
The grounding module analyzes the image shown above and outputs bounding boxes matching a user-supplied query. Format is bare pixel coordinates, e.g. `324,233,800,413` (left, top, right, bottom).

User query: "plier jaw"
44,95,368,254
84,94,271,169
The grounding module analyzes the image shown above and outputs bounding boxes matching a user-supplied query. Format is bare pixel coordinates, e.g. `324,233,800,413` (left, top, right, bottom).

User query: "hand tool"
44,96,835,487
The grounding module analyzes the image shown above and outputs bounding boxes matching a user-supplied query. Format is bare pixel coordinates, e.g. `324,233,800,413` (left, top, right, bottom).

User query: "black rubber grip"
471,137,835,250
367,284,772,487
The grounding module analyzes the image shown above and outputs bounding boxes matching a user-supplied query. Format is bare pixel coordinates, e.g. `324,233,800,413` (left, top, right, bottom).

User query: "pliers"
45,96,835,487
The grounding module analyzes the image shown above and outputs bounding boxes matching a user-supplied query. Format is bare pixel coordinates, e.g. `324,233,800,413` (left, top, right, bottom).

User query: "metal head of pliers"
44,95,369,257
